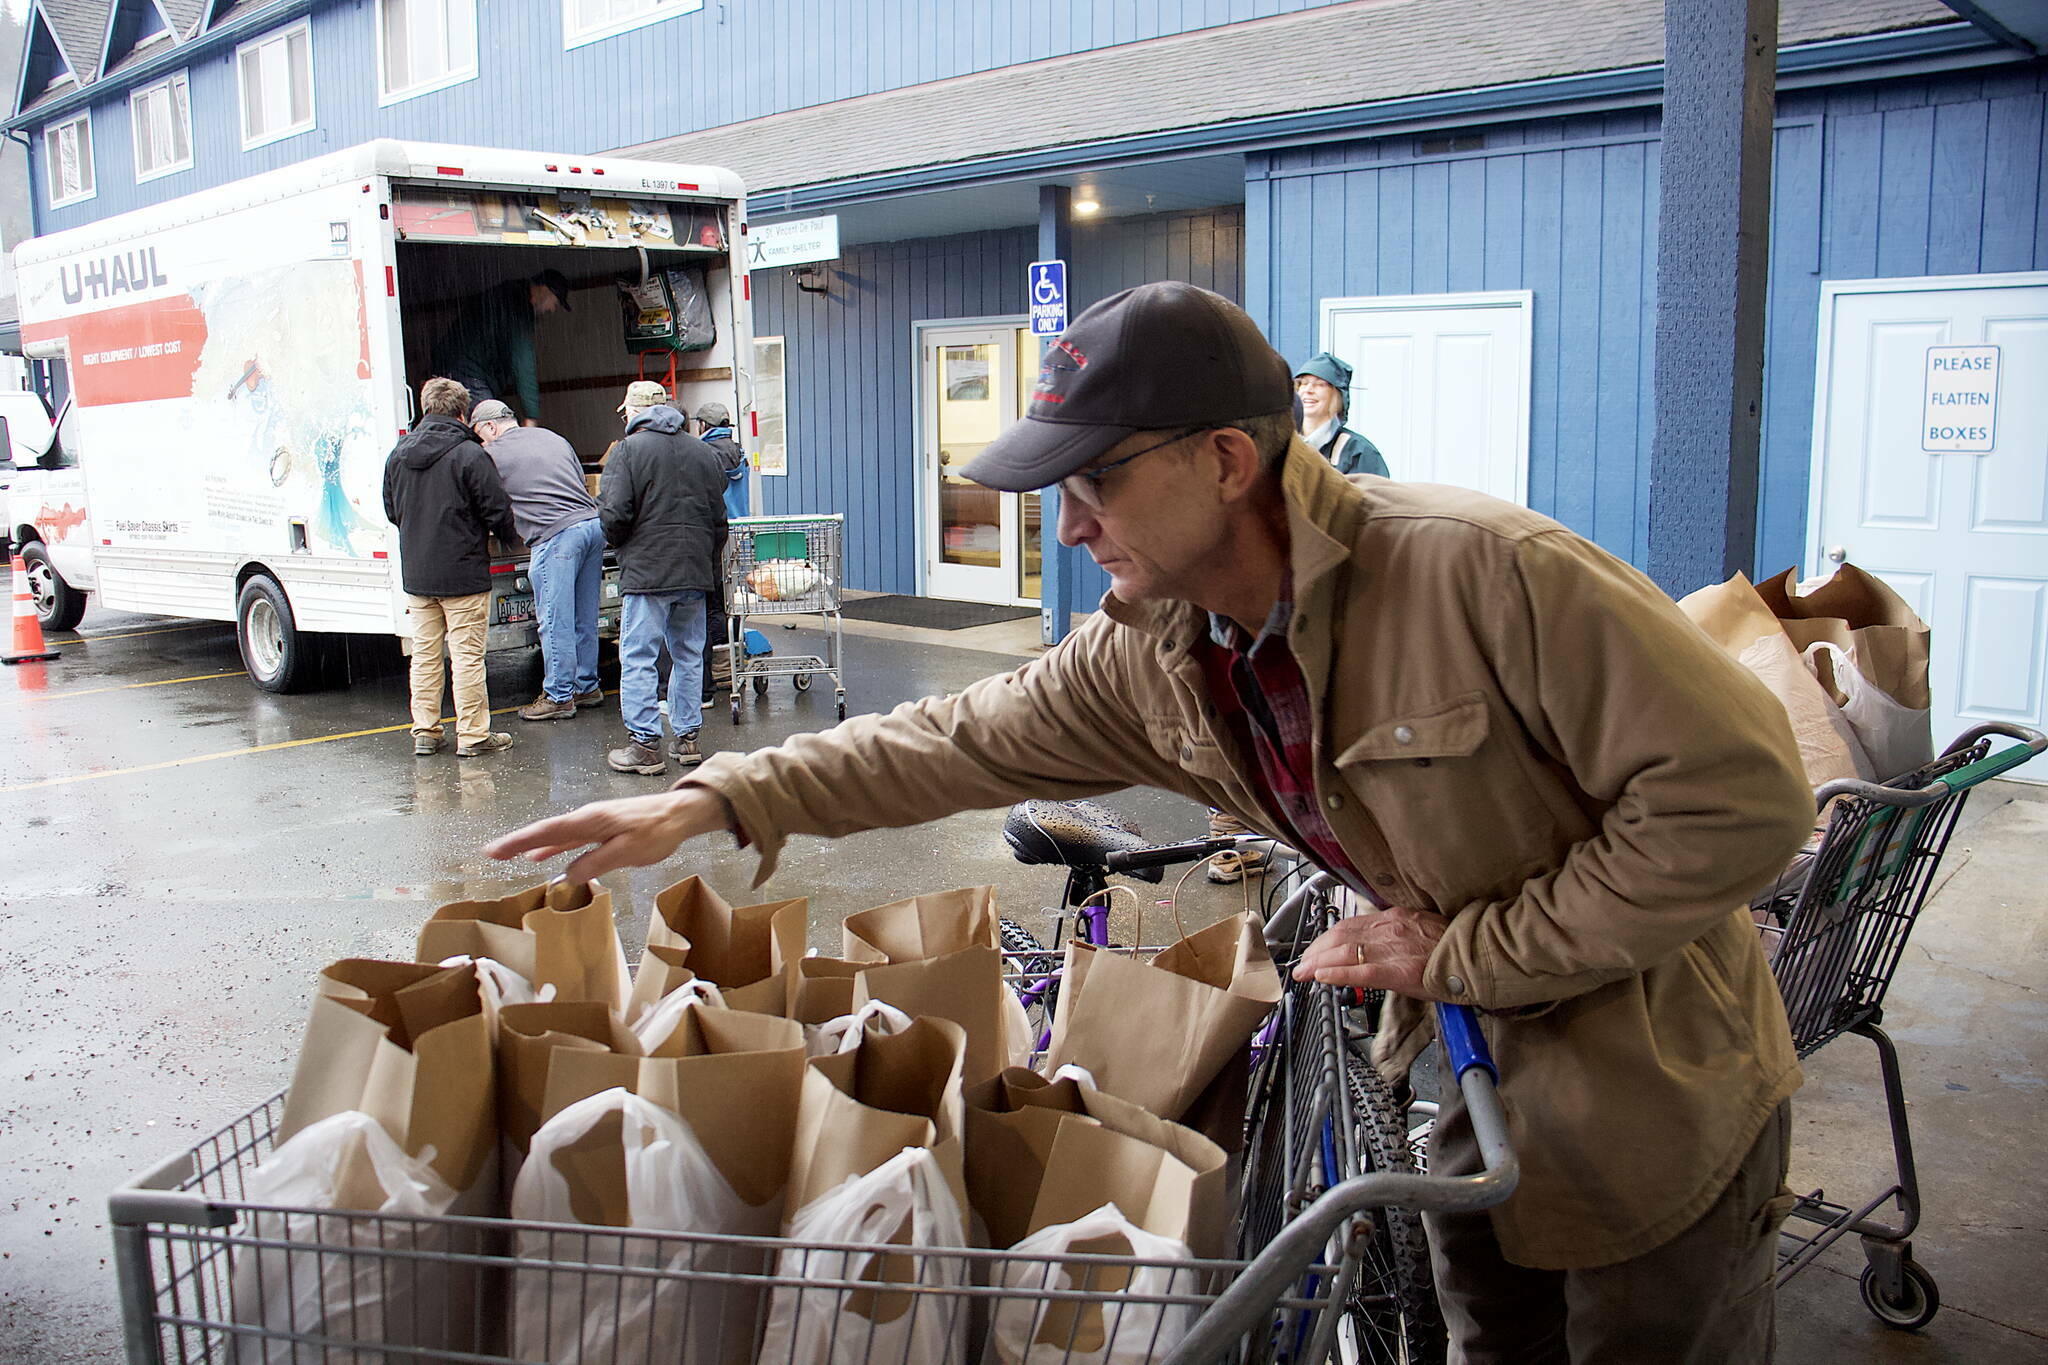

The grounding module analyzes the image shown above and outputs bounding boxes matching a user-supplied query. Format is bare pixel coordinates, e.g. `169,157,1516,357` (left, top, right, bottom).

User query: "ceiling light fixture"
1074,198,1101,215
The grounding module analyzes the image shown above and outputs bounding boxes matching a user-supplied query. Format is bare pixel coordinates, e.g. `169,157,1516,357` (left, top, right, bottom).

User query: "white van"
9,139,754,688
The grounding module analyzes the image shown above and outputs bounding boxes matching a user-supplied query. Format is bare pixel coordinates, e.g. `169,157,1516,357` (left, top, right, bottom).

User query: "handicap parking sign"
1029,260,1067,337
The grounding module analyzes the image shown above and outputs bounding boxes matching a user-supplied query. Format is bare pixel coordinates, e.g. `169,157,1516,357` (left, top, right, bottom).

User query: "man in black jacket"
382,378,519,757
599,381,729,774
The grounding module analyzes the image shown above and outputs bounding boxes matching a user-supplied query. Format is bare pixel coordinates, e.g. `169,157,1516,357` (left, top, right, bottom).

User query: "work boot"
413,732,445,756
1205,808,1268,884
670,730,706,768
572,688,605,710
608,738,666,775
457,732,513,757
519,694,577,722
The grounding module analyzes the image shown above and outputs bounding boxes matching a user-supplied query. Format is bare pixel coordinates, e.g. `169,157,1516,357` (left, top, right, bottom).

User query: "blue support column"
1645,0,1776,596
1039,183,1074,646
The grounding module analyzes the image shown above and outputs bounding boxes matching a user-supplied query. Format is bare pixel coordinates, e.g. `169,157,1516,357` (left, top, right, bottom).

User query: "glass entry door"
921,323,1041,605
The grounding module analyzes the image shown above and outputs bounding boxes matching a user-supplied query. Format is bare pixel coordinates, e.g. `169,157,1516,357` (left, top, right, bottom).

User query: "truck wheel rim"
246,598,285,677
25,561,56,617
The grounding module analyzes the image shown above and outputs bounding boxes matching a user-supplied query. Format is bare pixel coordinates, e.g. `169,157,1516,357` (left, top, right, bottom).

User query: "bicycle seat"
1001,800,1165,884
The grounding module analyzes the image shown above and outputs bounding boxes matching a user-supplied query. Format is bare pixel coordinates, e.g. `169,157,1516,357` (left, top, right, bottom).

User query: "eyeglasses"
1059,426,1222,510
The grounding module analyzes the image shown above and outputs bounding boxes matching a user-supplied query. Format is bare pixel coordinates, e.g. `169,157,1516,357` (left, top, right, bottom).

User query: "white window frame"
376,0,478,106
562,0,704,51
44,111,95,208
236,19,317,150
130,69,194,182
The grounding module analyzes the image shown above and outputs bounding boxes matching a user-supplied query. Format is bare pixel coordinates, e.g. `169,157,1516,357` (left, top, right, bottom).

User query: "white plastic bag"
805,999,914,1057
230,1111,462,1364
511,1087,774,1365
436,953,554,1013
1805,641,1933,782
759,1146,969,1364
987,1203,1199,1365
630,976,727,1052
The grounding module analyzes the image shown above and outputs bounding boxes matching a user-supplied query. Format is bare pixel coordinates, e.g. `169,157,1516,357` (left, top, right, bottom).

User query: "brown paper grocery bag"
497,1000,638,1155
964,1069,1227,1257
1757,565,1931,710
842,885,1000,962
787,1015,969,1217
792,956,865,1026
277,958,496,1196
416,878,629,1011
1678,572,1867,789
540,1006,807,1214
1044,912,1282,1123
634,876,806,1017
852,945,1012,1084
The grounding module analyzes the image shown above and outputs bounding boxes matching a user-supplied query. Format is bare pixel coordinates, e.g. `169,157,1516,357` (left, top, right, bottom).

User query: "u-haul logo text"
60,247,169,304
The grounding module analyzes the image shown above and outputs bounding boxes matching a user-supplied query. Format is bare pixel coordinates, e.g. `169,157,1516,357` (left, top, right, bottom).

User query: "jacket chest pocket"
1335,691,1491,768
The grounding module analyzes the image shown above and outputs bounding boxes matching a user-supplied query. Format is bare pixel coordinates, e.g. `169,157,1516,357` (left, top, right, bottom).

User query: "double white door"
918,322,1041,605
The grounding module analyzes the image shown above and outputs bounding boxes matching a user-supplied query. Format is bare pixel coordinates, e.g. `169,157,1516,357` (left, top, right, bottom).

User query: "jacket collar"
1100,437,1358,649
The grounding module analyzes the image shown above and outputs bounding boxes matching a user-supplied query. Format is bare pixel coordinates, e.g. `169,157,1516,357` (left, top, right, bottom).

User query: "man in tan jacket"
490,283,1814,1361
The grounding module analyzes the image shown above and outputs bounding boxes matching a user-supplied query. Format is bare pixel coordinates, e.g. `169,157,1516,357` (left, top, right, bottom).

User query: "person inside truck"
428,269,573,427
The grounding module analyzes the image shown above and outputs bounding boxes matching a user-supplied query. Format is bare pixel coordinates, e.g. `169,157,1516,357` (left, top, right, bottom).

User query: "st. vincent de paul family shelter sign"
746,215,840,271
1922,345,2000,454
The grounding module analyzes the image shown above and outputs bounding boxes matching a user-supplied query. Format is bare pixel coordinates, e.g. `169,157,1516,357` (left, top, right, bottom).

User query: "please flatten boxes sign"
1922,346,1999,454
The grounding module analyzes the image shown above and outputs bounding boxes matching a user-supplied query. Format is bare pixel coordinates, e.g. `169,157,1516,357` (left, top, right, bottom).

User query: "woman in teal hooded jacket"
1295,351,1389,478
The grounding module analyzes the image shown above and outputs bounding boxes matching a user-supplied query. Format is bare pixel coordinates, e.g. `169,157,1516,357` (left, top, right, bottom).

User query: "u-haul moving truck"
8,140,753,690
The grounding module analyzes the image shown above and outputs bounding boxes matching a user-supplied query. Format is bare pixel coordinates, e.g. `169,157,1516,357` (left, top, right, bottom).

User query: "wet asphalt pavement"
0,604,1239,1364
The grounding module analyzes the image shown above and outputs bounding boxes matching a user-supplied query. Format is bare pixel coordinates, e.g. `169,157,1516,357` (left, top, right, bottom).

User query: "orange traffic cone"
3,554,61,664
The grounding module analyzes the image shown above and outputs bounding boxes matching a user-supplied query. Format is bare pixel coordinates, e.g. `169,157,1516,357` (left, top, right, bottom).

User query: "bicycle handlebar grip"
1435,1003,1497,1082
1103,838,1234,873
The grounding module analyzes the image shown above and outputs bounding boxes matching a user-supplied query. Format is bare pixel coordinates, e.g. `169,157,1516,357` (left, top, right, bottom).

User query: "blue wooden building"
10,0,2048,742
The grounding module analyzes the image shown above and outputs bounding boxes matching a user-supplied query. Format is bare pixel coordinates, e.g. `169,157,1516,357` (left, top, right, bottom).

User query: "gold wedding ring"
1353,942,1366,967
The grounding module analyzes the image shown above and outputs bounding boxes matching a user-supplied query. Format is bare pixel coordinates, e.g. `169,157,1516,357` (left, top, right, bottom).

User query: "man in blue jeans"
472,400,606,720
598,381,729,775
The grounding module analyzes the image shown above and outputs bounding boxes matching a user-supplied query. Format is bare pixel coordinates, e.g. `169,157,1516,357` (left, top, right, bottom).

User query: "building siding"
753,206,1244,598
1248,67,2048,578
28,0,1354,229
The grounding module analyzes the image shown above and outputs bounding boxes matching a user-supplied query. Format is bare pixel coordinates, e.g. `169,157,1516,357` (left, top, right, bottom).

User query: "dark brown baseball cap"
961,281,1293,492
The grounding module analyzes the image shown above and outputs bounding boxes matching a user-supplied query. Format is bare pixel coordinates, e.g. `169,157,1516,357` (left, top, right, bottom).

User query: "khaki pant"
1426,1100,1794,1364
406,592,491,747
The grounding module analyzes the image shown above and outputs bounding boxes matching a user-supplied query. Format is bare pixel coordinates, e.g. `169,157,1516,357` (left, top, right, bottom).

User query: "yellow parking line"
17,669,247,701
0,691,619,794
51,621,228,644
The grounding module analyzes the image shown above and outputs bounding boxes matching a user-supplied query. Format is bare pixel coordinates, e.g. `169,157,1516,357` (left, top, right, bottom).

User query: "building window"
131,71,193,181
379,0,477,103
44,113,94,207
564,0,703,50
237,20,315,149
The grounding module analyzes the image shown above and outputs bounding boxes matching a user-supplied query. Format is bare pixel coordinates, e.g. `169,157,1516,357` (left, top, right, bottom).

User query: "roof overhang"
1940,0,2046,53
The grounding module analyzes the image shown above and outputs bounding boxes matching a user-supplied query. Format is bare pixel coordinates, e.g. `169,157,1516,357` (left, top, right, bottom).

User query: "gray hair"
1230,411,1296,474
421,377,471,418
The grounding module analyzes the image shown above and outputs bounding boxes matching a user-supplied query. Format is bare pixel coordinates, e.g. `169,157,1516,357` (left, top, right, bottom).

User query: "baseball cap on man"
618,380,669,413
694,400,731,426
533,269,573,311
470,399,515,424
960,281,1293,493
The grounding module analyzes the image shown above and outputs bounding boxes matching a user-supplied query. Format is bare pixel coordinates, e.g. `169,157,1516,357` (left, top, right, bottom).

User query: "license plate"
498,594,534,624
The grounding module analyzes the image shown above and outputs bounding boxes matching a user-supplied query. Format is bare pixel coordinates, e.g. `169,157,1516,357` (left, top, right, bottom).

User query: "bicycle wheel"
1339,1044,1445,1364
999,917,1062,1044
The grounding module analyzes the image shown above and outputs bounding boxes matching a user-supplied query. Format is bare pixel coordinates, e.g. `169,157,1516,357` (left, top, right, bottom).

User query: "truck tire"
236,575,328,693
20,541,87,633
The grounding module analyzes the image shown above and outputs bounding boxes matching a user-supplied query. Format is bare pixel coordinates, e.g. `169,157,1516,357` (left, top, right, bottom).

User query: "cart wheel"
793,674,812,692
751,675,769,696
730,699,743,724
1860,1260,1939,1331
837,702,847,721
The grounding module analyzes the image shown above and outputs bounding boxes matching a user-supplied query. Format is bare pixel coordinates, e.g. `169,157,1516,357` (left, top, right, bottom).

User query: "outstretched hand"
484,786,733,883
1291,905,1451,1001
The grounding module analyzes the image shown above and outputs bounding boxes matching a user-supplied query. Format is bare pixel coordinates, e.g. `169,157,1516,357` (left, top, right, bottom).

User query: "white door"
918,322,1042,605
1811,273,2048,764
1321,291,1532,503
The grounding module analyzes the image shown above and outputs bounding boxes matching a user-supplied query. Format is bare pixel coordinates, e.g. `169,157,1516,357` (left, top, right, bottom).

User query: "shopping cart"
110,921,1513,1362
723,514,846,722
1757,721,2045,1331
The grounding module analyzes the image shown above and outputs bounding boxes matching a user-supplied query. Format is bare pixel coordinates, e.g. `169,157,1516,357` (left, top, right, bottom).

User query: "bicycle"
996,797,1448,1363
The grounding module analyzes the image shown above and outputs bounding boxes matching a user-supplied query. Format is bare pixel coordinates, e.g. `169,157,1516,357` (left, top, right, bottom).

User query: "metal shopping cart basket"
1756,721,2045,1331
112,959,1512,1360
724,514,846,722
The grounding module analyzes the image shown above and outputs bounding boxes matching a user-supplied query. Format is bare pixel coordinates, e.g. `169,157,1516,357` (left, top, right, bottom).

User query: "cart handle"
1813,723,2045,811
1163,1045,1518,1364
